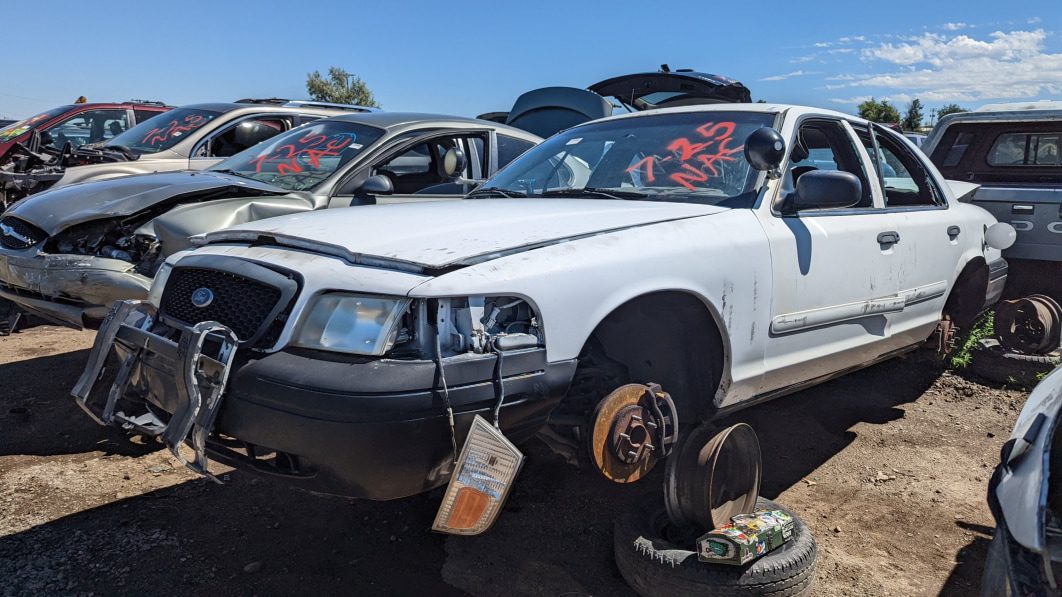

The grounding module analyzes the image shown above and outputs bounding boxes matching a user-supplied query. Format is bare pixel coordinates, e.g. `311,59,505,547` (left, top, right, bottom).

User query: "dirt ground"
0,323,1031,596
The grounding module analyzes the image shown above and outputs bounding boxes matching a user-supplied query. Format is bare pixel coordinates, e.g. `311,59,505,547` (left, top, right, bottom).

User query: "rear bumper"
74,301,576,500
986,257,1009,309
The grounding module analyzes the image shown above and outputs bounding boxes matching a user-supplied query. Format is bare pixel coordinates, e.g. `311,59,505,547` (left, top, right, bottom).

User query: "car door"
337,130,492,206
863,124,961,347
189,115,295,170
754,117,908,394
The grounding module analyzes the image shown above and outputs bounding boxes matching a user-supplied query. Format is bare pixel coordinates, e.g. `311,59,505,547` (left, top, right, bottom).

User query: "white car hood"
202,199,725,270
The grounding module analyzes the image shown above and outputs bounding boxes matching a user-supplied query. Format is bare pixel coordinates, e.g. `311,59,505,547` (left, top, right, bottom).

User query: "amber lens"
447,487,491,530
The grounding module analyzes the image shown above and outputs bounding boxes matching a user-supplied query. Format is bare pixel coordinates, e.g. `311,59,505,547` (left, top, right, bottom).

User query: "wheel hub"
589,383,678,483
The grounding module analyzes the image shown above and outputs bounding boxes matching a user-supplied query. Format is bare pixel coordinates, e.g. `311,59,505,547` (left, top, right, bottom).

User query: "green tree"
305,67,380,107
936,103,968,118
902,98,924,131
857,98,901,124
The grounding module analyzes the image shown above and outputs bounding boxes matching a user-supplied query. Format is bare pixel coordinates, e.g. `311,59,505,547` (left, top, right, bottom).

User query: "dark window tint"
202,118,289,158
941,132,974,167
989,132,1062,166
497,135,535,169
133,109,164,125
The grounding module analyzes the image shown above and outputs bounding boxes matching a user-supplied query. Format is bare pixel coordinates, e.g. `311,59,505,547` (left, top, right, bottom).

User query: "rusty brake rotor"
997,294,1062,355
588,383,678,483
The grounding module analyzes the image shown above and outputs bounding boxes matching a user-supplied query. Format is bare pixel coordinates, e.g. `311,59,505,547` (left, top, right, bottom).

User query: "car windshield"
0,106,73,142
208,120,385,192
478,111,776,207
109,107,222,154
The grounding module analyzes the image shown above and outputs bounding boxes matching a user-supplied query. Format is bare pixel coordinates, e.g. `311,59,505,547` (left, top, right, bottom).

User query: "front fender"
410,210,773,402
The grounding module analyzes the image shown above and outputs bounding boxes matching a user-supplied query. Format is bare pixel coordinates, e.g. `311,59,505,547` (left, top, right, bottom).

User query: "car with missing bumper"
0,100,374,204
0,112,542,329
75,103,1015,534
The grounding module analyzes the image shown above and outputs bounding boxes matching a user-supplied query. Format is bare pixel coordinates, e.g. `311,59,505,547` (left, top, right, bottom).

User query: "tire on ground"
614,495,816,597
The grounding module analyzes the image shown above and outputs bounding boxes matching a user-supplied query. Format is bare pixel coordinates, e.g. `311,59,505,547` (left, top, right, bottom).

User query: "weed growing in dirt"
950,312,995,369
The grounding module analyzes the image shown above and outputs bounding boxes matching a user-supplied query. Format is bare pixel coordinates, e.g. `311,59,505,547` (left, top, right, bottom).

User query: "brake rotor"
664,422,762,532
589,383,677,483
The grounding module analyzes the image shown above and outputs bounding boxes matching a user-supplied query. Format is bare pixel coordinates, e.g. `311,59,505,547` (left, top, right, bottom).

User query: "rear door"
861,124,959,346
755,117,905,393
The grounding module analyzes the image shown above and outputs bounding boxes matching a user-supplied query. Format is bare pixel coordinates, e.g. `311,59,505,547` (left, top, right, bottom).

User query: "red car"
0,100,172,164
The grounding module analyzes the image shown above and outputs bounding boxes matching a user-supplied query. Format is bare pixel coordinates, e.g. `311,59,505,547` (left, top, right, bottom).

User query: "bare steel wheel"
664,422,762,533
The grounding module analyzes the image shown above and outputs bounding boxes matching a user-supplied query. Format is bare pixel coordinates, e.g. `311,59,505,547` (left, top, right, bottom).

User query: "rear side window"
497,135,535,169
873,128,943,208
989,132,1062,166
134,109,163,125
941,132,975,167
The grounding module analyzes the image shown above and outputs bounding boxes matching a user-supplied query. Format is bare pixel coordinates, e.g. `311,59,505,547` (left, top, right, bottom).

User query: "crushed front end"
0,138,136,206
0,213,161,327
72,251,575,501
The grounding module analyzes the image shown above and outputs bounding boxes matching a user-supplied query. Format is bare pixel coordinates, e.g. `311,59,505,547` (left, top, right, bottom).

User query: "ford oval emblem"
190,287,214,308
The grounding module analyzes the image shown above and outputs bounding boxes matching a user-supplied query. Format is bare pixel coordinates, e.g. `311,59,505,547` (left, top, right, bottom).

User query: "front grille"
0,217,46,250
160,268,282,341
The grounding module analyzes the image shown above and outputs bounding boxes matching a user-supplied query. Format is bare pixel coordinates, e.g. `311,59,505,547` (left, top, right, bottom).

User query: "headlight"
293,293,409,355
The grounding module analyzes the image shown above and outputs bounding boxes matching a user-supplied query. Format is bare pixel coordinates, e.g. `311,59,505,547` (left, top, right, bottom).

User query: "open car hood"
204,198,724,271
482,67,751,138
5,170,285,236
589,69,752,109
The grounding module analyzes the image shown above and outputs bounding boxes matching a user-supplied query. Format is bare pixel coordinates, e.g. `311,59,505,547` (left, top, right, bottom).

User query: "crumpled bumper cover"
0,249,149,327
72,300,577,500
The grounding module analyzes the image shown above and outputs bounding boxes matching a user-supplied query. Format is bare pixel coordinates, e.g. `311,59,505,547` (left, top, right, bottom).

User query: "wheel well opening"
564,291,725,425
945,257,989,329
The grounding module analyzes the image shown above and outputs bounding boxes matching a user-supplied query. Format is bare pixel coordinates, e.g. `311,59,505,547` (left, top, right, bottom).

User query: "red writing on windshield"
251,131,353,175
141,115,208,146
625,122,744,191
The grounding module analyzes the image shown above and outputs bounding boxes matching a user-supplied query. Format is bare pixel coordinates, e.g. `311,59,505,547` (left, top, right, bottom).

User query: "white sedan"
75,103,1014,530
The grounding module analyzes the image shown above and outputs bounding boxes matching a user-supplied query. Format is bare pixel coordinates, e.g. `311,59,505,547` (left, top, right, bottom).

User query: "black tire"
1002,351,1060,365
615,495,816,597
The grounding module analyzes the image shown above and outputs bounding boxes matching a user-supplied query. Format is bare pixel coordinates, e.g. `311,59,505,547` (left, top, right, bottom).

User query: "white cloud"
1028,16,1042,24
832,29,1062,103
761,70,818,82
830,96,872,105
790,54,816,64
814,42,832,48
942,22,968,31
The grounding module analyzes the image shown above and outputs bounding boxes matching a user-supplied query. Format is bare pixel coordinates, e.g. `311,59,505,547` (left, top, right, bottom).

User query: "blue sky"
1,1,1058,123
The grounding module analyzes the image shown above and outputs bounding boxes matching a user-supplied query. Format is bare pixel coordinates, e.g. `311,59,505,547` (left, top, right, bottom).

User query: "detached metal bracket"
71,300,239,482
164,321,239,481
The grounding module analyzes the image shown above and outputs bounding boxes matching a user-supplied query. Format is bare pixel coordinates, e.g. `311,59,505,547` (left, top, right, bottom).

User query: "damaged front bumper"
0,250,150,327
72,301,577,500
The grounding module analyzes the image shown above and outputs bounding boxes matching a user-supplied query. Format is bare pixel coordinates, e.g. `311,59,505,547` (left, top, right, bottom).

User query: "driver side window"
779,119,873,210
374,133,487,195
196,117,290,158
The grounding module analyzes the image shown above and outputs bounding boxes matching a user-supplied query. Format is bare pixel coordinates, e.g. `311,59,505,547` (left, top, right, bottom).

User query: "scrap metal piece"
664,422,762,533
997,294,1062,355
588,383,677,483
72,299,239,482
164,321,239,481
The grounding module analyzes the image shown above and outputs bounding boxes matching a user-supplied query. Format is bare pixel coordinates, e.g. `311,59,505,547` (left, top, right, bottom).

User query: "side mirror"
442,147,467,181
786,170,862,213
357,174,394,196
744,128,786,176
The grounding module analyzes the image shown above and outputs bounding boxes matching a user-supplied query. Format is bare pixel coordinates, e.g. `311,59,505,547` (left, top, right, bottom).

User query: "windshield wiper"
541,187,649,200
210,168,252,181
466,187,527,199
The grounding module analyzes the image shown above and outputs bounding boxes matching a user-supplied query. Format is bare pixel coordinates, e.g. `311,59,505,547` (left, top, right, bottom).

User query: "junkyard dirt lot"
0,325,1029,596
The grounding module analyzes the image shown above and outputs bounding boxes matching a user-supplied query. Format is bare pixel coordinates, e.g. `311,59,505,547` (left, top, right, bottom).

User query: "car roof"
582,103,871,127
167,102,370,117
327,111,540,137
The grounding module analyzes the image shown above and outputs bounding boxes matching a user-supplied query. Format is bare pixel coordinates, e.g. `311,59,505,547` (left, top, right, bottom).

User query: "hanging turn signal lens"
432,415,524,535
